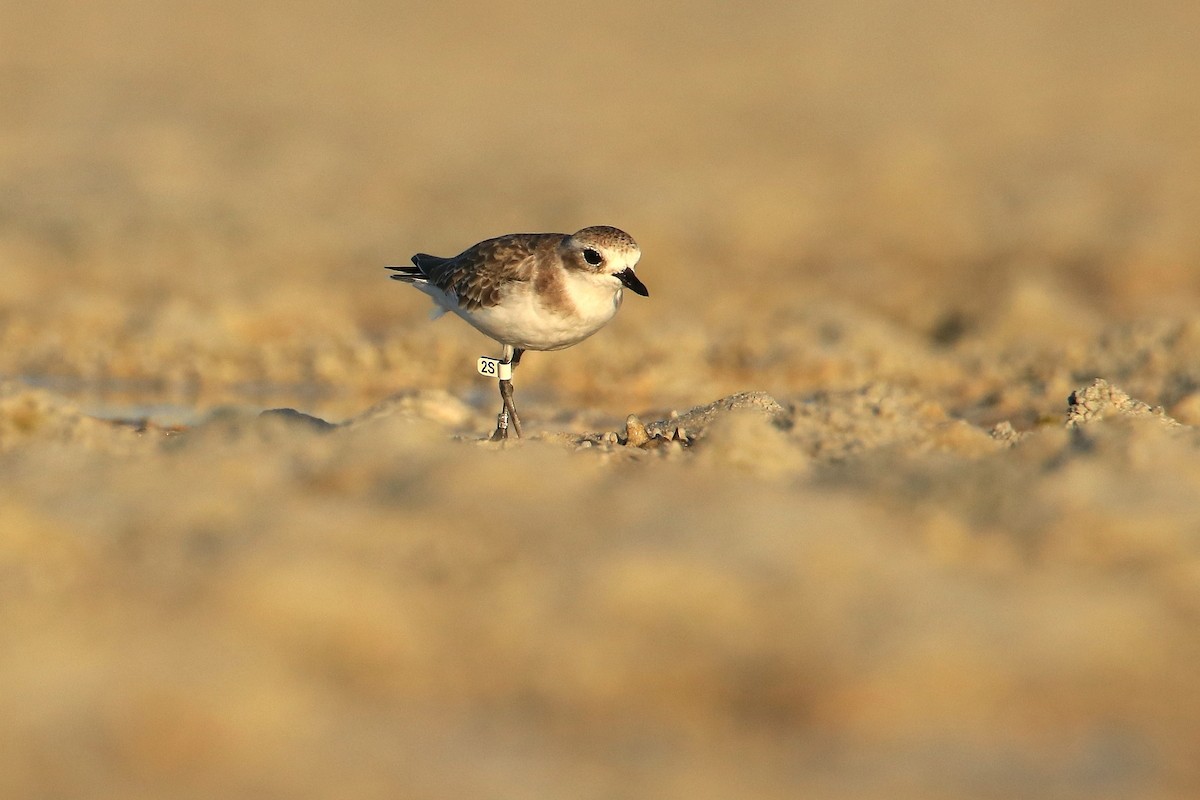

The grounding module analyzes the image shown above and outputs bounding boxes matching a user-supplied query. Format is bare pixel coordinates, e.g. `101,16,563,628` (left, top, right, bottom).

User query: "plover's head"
561,226,648,297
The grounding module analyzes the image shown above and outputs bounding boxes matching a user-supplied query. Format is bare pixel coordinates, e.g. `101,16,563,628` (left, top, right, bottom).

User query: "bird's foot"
490,408,510,441
489,410,523,441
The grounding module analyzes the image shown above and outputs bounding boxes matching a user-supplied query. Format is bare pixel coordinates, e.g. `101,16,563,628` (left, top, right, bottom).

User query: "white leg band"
477,356,513,380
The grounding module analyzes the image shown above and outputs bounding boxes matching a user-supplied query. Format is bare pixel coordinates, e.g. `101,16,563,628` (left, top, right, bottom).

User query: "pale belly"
455,285,624,351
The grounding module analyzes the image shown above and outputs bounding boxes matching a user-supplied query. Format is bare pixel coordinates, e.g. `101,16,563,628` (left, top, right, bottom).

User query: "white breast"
453,271,624,351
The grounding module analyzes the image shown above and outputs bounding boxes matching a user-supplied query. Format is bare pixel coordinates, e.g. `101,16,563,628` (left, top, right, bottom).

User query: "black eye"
582,248,603,266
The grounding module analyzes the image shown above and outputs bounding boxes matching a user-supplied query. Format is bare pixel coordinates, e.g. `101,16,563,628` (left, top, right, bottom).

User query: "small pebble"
625,414,649,447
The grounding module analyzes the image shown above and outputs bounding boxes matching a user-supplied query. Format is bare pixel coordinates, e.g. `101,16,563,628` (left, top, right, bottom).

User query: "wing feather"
417,235,543,311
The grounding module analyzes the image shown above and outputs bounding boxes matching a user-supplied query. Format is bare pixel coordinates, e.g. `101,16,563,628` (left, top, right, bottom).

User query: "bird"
386,226,648,440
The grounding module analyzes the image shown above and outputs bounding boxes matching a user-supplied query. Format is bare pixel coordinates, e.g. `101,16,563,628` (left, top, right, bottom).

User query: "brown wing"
416,234,547,311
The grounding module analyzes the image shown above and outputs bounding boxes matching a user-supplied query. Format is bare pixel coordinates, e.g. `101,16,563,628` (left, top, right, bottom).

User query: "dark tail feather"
385,264,423,283
386,253,451,283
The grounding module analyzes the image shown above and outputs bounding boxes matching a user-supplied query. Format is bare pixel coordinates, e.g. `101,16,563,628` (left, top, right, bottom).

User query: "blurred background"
3,2,1200,798
4,0,1200,422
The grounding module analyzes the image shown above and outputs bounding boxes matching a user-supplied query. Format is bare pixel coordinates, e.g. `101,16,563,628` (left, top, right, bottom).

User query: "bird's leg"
490,347,525,441
501,347,524,438
498,380,521,439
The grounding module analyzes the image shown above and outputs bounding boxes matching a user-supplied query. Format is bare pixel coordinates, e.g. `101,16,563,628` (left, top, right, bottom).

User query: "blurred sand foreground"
3,1,1200,798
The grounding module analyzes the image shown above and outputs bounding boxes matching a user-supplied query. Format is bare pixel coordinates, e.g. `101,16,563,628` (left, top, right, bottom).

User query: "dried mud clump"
576,391,788,452
1066,379,1181,428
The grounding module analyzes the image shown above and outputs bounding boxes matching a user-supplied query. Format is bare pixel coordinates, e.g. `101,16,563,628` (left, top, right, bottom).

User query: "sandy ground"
3,1,1200,797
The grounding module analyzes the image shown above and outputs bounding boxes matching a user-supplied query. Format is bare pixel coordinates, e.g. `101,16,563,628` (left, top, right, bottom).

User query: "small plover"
386,226,648,440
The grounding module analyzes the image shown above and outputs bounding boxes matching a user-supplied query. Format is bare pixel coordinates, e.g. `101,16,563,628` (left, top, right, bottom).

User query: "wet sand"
3,1,1200,798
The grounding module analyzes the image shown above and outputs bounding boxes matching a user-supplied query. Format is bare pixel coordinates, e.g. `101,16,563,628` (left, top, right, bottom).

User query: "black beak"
615,267,649,297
